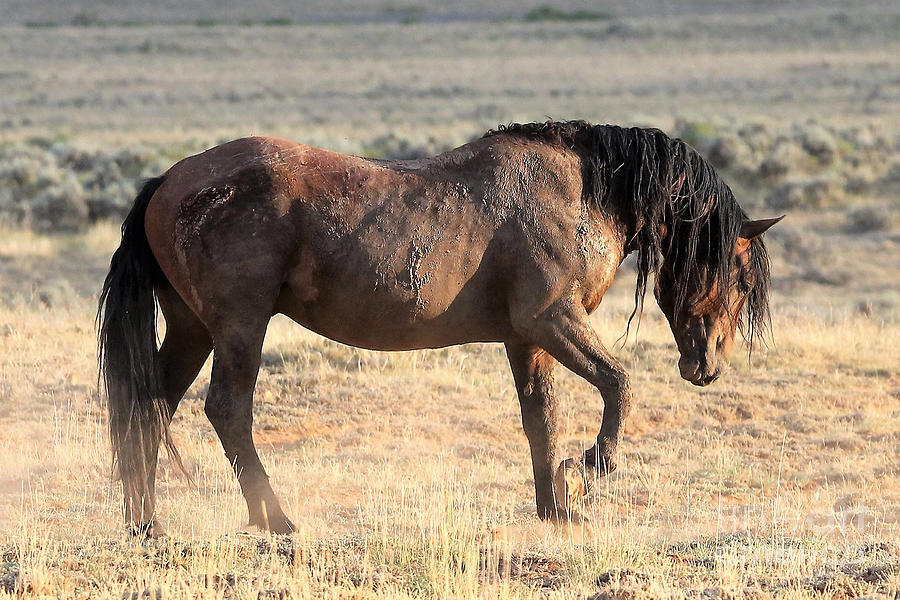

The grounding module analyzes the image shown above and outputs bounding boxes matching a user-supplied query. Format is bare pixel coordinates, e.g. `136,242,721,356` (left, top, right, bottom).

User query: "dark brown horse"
98,121,781,535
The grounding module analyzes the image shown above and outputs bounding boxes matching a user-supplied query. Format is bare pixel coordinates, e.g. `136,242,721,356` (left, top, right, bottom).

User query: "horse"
98,120,781,536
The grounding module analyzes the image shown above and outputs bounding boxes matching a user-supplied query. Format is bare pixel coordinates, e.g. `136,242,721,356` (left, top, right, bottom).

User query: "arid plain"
0,2,898,598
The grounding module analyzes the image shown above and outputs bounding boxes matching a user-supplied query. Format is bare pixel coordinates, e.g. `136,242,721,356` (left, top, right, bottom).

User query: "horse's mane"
484,120,771,350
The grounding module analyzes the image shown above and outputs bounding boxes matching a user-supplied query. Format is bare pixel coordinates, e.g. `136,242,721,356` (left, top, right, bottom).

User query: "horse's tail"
97,176,185,487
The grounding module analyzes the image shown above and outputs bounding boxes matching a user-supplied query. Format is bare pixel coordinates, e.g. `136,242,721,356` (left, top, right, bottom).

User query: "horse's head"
655,216,782,386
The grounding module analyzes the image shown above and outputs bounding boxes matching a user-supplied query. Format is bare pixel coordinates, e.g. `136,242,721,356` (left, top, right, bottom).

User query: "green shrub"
261,17,293,26
765,177,845,210
383,5,425,25
70,11,103,26
846,206,894,233
523,5,614,22
29,171,88,231
675,121,719,152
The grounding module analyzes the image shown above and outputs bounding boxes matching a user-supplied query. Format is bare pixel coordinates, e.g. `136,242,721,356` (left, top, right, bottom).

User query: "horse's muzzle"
678,357,721,386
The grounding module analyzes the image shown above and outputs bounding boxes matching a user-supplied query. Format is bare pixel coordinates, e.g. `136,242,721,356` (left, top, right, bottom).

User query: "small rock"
860,563,897,584
596,569,649,587
257,589,290,600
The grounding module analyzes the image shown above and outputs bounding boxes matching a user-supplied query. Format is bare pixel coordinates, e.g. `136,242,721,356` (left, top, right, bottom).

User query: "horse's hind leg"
156,284,214,419
505,343,561,519
204,316,294,534
124,285,212,536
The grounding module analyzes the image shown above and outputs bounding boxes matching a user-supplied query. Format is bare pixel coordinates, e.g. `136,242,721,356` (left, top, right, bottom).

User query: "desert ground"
0,2,898,598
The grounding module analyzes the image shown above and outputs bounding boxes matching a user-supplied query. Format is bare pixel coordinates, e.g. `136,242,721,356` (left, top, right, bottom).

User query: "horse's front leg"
505,343,561,519
511,299,632,512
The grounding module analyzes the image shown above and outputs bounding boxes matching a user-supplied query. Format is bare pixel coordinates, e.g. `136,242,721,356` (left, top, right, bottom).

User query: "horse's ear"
737,216,784,253
740,216,784,241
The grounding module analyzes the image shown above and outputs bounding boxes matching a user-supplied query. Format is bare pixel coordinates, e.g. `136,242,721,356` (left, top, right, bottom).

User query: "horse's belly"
277,290,501,351
276,242,507,351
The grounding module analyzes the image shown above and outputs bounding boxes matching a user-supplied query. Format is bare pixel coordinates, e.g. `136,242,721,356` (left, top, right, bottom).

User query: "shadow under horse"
98,120,781,535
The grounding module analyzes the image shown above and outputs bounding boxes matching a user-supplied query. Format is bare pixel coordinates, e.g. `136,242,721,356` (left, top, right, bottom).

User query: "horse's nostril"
679,358,700,381
703,368,722,385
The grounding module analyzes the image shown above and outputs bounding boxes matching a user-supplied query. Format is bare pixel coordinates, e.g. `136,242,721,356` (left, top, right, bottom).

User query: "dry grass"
0,223,897,599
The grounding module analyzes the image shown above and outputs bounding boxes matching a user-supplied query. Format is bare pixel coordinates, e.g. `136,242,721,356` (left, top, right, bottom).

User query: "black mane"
485,120,771,350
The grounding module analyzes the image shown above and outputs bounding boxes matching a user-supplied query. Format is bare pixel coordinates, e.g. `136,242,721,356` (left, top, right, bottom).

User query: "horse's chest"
578,224,625,313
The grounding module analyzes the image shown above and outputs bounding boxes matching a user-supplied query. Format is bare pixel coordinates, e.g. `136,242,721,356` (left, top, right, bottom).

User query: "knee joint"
596,367,630,399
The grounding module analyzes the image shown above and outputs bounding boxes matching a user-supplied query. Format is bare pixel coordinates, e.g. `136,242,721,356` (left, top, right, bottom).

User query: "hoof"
539,506,591,524
553,457,588,512
128,520,167,539
249,513,295,536
584,448,617,477
269,516,296,536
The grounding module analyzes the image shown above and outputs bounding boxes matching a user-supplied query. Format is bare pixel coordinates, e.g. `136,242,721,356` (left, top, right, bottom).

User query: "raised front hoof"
584,450,617,478
553,457,589,513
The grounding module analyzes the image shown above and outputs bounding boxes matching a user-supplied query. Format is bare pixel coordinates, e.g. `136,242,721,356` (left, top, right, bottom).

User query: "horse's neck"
602,193,655,258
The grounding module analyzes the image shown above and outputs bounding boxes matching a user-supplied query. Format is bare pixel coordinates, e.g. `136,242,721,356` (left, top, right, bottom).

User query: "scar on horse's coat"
401,241,432,311
175,185,235,250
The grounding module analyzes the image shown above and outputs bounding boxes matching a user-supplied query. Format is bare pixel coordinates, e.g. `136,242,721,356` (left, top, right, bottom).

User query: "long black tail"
98,176,183,489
